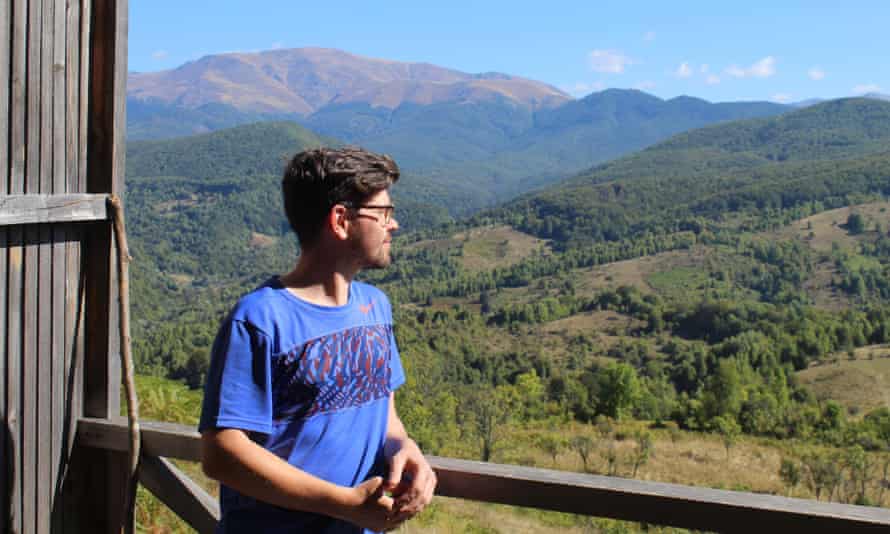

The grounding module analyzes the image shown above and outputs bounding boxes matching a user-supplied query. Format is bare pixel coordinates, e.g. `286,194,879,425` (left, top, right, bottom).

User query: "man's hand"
384,438,437,520
340,477,402,532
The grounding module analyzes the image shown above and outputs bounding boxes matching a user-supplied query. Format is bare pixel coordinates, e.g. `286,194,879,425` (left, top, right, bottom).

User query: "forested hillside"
128,98,890,528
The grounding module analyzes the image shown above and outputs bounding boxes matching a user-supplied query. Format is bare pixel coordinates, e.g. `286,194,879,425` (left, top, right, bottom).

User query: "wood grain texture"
6,229,23,534
0,4,9,526
22,227,38,533
138,456,220,534
0,194,109,225
51,0,67,527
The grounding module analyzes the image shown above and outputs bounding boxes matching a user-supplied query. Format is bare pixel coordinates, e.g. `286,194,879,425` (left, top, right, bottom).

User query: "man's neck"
279,249,358,307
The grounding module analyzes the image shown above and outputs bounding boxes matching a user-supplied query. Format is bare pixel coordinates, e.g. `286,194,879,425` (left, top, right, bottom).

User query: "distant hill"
489,98,890,247
126,48,789,210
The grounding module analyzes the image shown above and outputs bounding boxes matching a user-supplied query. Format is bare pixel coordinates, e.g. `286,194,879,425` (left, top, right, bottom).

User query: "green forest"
126,98,890,531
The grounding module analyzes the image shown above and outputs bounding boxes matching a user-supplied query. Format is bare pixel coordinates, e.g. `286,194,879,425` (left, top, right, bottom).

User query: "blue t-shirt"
199,278,406,533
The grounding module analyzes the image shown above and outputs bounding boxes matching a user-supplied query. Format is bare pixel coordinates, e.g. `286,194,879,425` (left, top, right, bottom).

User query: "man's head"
282,147,400,249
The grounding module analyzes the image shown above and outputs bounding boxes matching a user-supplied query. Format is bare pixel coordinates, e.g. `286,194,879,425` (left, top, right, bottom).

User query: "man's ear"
329,204,351,241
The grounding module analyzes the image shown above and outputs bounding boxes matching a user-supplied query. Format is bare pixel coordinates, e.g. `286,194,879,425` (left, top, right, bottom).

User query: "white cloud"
634,81,657,91
808,67,826,81
271,41,285,49
588,49,634,74
643,31,656,42
853,83,882,95
725,56,776,79
706,74,721,85
771,93,793,103
151,50,168,60
565,81,606,97
674,62,693,78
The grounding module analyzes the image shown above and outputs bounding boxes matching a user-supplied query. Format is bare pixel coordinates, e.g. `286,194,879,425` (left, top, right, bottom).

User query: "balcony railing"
76,417,890,533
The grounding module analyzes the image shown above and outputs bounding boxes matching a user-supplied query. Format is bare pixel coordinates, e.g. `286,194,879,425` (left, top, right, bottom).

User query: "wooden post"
72,0,130,532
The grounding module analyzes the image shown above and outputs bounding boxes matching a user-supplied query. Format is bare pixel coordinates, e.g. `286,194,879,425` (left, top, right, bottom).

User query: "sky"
129,1,889,104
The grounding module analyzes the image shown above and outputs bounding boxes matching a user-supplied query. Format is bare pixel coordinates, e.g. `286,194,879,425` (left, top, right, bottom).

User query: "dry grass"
797,345,890,413
457,225,549,273
574,246,713,298
772,201,890,254
248,231,277,248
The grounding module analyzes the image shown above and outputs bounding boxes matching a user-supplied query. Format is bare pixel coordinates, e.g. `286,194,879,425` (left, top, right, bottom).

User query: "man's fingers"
357,476,385,498
386,452,406,490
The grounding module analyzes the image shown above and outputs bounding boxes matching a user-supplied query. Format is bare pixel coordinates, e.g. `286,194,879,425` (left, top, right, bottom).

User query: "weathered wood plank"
22,9,40,528
51,0,67,518
65,0,79,196
430,456,890,533
51,0,67,527
1,0,10,527
77,0,89,193
62,226,85,534
0,227,7,532
78,418,890,532
6,230,23,534
0,194,109,225
78,418,203,462
37,7,54,530
10,0,26,194
22,229,39,533
1,0,9,192
138,456,220,534
37,231,53,534
63,9,82,530
8,0,26,530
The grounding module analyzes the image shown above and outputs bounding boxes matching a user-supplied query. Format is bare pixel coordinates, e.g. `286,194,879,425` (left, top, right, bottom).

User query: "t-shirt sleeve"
388,325,406,392
199,318,274,435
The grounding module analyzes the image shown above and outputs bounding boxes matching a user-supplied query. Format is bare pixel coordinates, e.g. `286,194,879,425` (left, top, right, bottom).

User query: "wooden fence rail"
76,417,890,533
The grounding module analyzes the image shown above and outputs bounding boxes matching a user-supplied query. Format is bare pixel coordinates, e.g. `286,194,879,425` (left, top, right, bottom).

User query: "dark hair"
282,147,400,247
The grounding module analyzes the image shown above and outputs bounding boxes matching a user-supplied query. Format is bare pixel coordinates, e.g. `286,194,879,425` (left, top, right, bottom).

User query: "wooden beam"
77,418,890,533
430,456,890,533
0,193,108,225
78,417,202,462
138,455,220,534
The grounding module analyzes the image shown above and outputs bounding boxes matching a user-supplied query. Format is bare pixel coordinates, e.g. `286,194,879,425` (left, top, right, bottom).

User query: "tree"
631,431,653,478
536,434,565,467
846,212,866,235
712,416,741,461
464,385,519,462
570,434,596,472
779,458,802,497
597,362,641,419
803,451,842,501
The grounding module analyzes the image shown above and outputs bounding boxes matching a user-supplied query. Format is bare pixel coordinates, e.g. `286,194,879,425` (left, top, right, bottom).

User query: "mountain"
126,47,789,212
127,47,570,116
489,98,890,247
864,92,890,102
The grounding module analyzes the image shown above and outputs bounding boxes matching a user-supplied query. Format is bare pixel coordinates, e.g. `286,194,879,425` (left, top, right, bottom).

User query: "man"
199,147,436,533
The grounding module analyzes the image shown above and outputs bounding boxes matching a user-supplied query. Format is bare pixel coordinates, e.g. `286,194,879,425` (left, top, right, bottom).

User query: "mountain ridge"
128,47,571,115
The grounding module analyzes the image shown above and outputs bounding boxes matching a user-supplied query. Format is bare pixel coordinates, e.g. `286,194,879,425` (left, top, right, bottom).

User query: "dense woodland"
127,98,890,522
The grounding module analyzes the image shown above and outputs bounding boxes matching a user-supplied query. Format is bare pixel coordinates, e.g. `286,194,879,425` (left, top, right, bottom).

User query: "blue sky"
129,1,888,104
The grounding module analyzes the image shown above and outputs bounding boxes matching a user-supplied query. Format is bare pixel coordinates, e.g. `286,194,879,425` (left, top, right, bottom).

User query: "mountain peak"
127,47,572,115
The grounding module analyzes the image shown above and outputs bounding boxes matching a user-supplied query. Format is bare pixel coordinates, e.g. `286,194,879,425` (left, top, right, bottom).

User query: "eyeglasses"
345,203,395,226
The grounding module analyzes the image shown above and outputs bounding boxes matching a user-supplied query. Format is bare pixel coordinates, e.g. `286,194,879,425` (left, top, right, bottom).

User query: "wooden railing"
77,417,890,533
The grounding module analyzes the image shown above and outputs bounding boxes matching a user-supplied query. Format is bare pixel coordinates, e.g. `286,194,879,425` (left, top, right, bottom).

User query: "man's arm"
383,393,437,519
202,428,399,531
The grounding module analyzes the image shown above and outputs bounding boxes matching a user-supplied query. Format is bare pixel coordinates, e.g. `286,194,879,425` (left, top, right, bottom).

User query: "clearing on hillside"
574,245,713,297
774,200,890,253
456,225,549,272
796,345,890,414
